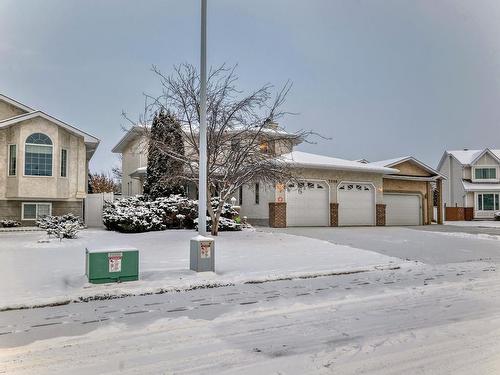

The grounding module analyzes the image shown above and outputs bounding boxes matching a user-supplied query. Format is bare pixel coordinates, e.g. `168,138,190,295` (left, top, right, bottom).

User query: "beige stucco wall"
0,118,88,201
395,161,433,177
121,135,148,196
0,101,26,121
290,168,384,204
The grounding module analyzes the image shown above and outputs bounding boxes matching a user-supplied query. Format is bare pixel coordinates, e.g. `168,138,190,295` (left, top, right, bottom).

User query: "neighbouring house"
0,94,99,225
437,148,500,220
112,124,443,227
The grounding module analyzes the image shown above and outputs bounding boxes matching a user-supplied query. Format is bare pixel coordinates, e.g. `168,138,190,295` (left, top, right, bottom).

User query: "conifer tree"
143,110,185,200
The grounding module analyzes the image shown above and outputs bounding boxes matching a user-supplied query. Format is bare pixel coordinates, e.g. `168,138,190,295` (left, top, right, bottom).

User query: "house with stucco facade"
112,125,444,227
0,94,99,225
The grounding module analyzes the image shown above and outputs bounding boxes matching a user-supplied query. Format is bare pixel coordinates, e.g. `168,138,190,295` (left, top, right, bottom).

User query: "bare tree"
127,63,313,235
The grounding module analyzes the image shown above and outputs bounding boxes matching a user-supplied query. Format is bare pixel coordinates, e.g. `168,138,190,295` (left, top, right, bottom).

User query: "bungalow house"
437,148,500,220
0,94,99,225
112,125,443,227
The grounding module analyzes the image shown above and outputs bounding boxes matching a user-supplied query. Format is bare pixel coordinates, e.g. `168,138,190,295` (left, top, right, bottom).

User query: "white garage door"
286,181,329,226
338,183,375,226
385,194,421,226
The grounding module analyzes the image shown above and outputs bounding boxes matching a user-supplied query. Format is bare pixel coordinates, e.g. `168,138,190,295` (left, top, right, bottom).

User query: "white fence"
84,193,114,228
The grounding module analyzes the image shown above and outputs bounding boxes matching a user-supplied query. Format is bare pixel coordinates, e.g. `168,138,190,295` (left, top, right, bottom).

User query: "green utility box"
85,248,139,284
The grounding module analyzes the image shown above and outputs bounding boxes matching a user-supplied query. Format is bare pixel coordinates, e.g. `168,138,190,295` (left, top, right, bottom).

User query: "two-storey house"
0,94,99,225
113,124,444,227
437,148,500,220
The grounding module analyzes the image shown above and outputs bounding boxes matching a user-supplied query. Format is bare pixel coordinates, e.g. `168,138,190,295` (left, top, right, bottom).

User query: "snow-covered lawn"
0,229,402,310
445,220,500,228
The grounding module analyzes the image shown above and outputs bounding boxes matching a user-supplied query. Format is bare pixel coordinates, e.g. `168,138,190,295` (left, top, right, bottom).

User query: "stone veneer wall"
330,203,338,227
376,204,386,226
268,202,286,228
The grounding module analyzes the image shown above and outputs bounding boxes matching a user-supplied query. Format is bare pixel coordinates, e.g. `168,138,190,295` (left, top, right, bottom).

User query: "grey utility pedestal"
190,235,215,272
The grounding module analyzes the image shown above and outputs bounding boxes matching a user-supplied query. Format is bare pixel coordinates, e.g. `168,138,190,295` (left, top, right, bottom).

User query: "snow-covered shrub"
210,197,239,220
0,219,20,228
49,221,81,240
36,213,83,239
102,196,165,233
104,195,241,233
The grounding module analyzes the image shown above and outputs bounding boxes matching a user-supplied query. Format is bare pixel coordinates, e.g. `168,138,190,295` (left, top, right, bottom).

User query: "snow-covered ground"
0,228,401,310
445,220,500,228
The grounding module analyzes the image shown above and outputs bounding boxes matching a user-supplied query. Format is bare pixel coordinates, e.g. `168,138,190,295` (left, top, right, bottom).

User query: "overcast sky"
2,0,500,171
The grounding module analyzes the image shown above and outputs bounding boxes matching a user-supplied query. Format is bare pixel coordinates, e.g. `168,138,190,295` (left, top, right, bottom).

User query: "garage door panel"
286,181,329,226
385,194,421,226
338,183,375,226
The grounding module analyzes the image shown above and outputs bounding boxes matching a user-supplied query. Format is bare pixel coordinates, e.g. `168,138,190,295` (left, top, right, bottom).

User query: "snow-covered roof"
281,151,398,174
112,126,145,153
129,167,147,178
112,123,302,154
369,156,444,178
438,149,500,168
0,111,99,145
462,180,500,192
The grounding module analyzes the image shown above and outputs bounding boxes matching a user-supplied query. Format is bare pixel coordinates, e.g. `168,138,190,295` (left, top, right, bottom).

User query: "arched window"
25,133,53,176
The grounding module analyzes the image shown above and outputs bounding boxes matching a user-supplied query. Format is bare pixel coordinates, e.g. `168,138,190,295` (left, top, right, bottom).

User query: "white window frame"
60,148,68,178
472,166,499,182
24,134,54,177
21,202,52,221
8,144,17,176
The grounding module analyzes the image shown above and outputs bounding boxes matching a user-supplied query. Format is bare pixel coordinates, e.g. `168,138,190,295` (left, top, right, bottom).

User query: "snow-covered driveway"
264,226,500,264
0,228,400,310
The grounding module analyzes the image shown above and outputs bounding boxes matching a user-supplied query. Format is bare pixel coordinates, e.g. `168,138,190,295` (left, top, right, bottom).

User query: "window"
477,193,500,211
474,168,497,180
255,182,260,204
60,149,68,177
25,133,53,176
239,186,243,205
22,202,52,220
8,144,16,176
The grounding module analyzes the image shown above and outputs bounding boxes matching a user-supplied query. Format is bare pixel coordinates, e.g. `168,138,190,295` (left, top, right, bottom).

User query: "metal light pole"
190,0,215,272
198,0,208,236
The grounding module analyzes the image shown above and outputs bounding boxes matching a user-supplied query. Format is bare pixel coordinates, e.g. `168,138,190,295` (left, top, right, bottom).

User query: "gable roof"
0,111,100,146
0,94,34,113
369,156,443,178
281,151,398,174
111,126,146,153
437,149,500,170
469,148,500,165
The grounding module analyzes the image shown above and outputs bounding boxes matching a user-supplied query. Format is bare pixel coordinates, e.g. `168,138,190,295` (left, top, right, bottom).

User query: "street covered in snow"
1,225,500,374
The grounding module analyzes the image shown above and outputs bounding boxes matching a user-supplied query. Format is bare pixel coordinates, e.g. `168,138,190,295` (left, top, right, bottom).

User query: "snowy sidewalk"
0,229,403,310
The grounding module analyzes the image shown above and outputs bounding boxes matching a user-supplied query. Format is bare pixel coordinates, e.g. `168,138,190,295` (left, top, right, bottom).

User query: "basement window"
22,202,52,220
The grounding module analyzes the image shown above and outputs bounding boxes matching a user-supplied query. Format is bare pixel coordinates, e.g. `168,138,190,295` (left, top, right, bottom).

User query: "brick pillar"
330,203,339,227
426,182,432,225
436,179,443,224
376,204,386,226
269,202,286,228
